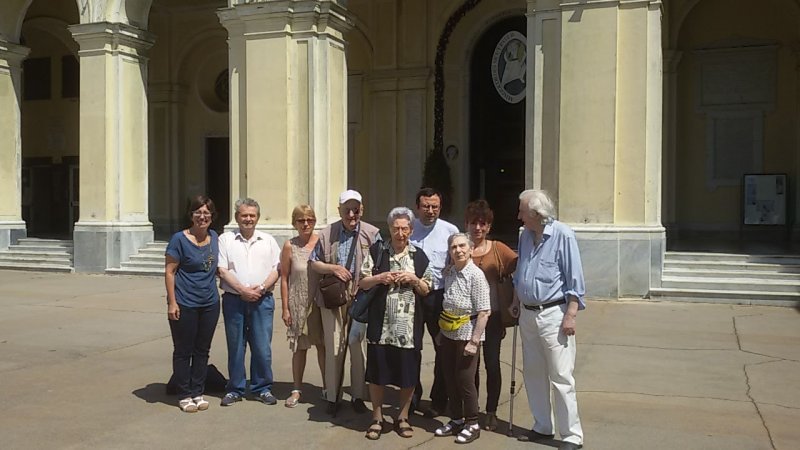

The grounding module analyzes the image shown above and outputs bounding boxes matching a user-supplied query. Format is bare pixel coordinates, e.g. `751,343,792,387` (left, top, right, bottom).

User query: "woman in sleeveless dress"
280,205,325,407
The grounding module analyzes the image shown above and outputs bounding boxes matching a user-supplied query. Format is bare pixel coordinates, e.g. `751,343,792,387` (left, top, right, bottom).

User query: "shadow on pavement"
132,383,174,406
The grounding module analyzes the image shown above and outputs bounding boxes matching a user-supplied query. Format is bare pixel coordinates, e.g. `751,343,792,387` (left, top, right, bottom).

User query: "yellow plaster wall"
78,50,111,221
558,5,618,223
615,5,649,224
675,0,799,227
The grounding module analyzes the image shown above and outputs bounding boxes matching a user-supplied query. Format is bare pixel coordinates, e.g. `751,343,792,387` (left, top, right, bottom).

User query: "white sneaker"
179,397,198,413
192,396,209,411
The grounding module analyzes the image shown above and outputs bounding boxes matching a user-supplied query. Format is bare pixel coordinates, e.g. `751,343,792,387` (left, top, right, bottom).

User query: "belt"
522,299,566,311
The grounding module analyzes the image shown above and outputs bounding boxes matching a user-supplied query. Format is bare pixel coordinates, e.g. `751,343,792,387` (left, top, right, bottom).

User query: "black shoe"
326,401,339,416
351,398,369,414
517,430,555,442
559,443,582,450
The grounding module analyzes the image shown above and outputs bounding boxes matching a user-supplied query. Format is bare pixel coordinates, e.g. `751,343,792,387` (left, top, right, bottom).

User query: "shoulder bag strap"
343,224,359,272
493,241,504,275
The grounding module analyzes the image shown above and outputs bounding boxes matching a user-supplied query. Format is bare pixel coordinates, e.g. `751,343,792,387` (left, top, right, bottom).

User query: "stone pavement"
0,270,798,450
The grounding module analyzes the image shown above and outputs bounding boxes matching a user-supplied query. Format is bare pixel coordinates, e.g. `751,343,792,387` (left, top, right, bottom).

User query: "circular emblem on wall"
491,31,527,104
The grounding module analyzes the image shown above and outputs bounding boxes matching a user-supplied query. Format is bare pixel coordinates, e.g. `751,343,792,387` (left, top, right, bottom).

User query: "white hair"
387,207,415,225
447,232,474,249
519,189,556,221
234,197,260,216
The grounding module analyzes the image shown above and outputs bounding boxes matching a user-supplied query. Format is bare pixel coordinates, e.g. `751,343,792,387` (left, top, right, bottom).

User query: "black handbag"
319,229,358,309
349,243,386,323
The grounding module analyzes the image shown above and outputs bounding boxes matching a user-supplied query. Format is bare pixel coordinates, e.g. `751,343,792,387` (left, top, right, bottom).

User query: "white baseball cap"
339,189,362,205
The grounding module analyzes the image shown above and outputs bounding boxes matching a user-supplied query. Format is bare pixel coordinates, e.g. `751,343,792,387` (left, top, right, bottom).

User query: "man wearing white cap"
310,190,382,415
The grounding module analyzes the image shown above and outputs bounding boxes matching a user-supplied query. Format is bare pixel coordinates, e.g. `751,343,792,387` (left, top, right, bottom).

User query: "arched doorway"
469,15,526,243
20,1,80,238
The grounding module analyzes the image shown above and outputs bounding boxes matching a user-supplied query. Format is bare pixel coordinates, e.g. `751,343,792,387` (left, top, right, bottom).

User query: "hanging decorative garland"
433,0,484,153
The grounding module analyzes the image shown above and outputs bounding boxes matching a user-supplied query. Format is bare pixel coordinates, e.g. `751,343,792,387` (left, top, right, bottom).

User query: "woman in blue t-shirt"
165,195,221,413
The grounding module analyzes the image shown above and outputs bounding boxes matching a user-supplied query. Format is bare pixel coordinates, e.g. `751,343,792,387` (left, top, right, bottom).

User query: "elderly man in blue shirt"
511,189,585,450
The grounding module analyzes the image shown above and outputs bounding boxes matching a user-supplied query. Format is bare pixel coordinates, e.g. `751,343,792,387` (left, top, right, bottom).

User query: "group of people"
164,187,586,450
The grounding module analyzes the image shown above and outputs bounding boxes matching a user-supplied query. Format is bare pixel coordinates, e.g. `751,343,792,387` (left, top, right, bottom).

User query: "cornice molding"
218,0,351,44
0,40,31,70
69,22,155,60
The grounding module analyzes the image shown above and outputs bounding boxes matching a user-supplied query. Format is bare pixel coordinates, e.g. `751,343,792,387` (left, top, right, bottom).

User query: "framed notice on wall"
743,174,787,225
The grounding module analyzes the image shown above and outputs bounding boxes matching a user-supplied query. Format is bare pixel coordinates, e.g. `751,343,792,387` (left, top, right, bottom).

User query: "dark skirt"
366,344,420,389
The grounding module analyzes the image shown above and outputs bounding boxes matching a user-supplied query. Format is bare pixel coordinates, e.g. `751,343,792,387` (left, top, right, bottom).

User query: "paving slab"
0,270,798,449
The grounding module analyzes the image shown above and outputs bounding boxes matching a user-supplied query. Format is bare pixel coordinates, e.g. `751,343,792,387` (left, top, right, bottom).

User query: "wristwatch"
258,284,265,294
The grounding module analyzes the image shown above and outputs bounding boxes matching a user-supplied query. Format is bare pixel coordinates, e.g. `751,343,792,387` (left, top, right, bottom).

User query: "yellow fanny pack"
438,311,474,332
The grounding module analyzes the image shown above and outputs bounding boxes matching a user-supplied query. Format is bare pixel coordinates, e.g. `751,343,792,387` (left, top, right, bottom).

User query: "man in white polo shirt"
409,187,459,417
217,198,281,407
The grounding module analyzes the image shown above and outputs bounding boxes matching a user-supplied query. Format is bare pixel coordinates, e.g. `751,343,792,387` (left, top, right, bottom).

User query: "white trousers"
320,305,367,402
520,304,583,445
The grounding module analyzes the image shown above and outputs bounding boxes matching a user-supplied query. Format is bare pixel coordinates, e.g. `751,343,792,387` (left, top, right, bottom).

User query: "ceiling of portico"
666,0,800,48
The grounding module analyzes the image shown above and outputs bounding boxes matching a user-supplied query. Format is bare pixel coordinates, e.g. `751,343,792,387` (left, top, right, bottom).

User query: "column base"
73,222,154,273
0,221,27,250
571,225,666,298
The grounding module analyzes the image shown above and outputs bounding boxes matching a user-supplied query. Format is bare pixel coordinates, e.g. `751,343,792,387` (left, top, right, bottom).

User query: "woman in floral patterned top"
434,233,491,444
359,207,432,440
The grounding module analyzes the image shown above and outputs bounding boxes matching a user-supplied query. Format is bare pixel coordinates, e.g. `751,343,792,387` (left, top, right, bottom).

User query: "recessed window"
23,57,51,101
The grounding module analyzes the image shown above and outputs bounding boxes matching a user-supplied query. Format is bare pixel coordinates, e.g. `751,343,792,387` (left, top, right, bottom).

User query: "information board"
743,174,787,225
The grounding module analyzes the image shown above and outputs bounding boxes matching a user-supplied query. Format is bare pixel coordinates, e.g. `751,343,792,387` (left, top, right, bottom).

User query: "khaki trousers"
320,304,367,402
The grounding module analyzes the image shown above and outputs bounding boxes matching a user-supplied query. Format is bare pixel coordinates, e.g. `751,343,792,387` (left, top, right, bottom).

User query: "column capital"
0,41,31,71
69,22,155,61
218,0,352,45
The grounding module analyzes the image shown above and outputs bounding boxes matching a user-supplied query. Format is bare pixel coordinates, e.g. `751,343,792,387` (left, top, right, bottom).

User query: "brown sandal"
394,418,413,438
365,420,384,440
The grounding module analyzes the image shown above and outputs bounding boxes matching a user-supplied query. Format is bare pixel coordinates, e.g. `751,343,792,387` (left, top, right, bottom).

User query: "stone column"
526,0,562,194
662,50,682,238
69,23,155,272
0,41,30,250
218,1,351,240
556,0,664,298
149,82,187,238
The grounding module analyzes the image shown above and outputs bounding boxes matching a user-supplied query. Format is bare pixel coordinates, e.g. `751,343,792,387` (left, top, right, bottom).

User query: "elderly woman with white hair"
433,232,491,444
358,207,432,440
511,189,586,450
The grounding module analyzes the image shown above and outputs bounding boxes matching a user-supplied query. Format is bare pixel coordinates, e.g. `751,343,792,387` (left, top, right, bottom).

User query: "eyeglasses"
295,218,316,224
341,207,361,216
193,211,212,217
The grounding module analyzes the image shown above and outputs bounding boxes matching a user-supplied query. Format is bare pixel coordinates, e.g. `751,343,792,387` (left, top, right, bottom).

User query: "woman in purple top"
165,195,221,413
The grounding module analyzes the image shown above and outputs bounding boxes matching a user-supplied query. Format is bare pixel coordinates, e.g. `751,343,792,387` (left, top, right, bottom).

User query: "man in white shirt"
409,187,459,416
217,198,281,407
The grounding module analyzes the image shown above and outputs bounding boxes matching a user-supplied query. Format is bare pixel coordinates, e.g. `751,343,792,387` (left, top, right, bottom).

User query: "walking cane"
332,303,351,417
507,323,519,437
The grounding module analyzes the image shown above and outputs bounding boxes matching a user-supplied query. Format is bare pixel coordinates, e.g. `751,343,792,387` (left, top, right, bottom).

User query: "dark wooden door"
469,16,527,246
206,137,230,234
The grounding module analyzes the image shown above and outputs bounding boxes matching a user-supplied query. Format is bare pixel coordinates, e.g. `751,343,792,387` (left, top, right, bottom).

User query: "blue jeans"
169,301,220,398
222,292,274,396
